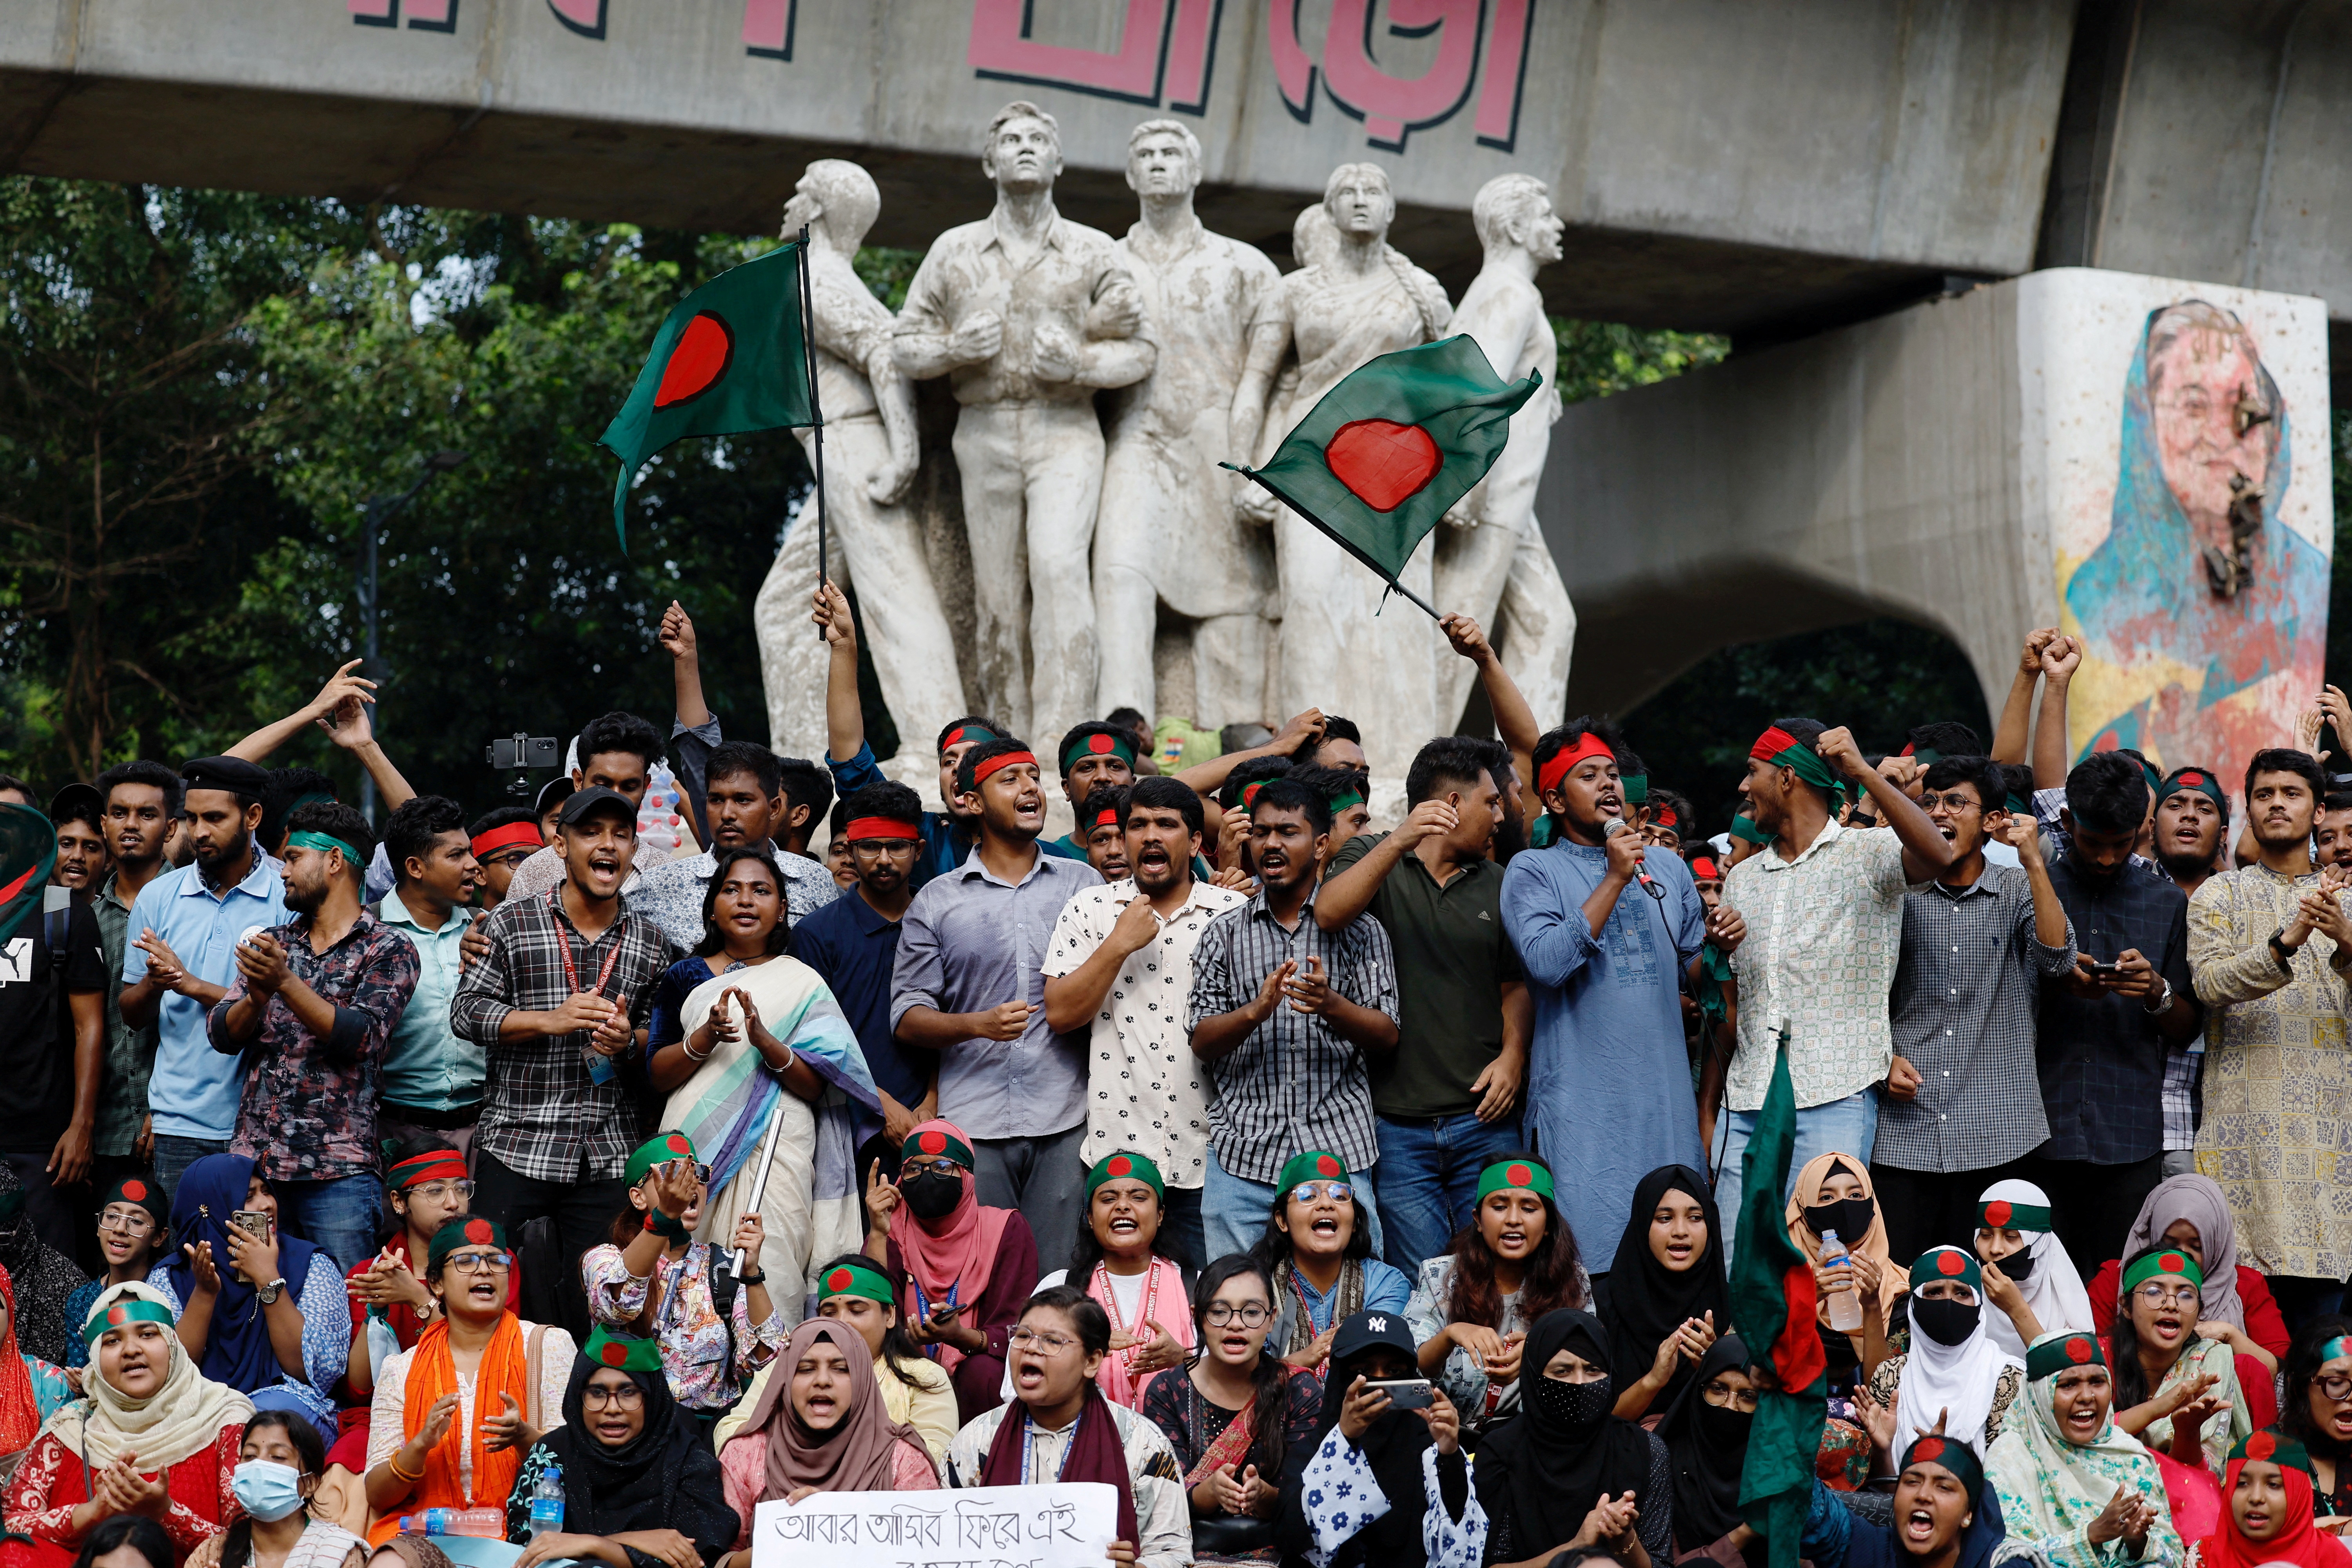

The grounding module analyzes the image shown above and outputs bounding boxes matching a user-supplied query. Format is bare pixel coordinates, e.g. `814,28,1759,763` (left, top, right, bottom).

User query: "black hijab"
1475,1309,1657,1561
537,1352,736,1563
1276,1340,1432,1568
1594,1164,1730,1412
1655,1333,1753,1551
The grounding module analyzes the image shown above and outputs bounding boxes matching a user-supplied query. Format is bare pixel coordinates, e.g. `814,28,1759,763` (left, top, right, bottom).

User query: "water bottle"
399,1508,505,1538
363,1306,400,1385
528,1465,564,1541
1820,1229,1864,1333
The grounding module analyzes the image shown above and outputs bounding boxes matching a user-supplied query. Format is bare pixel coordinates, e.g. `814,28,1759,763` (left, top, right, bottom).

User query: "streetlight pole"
356,450,468,822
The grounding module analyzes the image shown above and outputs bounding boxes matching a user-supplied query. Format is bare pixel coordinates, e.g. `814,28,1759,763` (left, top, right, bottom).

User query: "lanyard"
1092,1261,1161,1371
909,1277,960,1359
1022,1408,1081,1486
548,889,626,999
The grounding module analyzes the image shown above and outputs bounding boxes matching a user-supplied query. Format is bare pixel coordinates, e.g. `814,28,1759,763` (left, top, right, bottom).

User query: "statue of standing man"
755,160,967,761
1094,120,1287,733
893,102,1154,745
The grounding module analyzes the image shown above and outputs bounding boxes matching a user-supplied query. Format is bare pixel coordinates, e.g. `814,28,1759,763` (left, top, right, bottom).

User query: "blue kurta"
1500,840,1707,1272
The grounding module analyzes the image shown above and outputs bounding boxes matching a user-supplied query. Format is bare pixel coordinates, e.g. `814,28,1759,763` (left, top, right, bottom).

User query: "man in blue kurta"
1500,721,1743,1272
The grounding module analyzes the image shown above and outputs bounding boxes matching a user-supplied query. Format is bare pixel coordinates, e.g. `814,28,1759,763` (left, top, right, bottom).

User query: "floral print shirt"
580,1240,786,1413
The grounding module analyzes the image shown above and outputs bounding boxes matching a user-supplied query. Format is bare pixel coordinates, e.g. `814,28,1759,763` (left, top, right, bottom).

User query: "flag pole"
795,223,830,634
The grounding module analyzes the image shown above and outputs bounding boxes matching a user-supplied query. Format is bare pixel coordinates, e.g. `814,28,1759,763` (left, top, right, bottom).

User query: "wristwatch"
256,1277,287,1306
2270,926,2301,973
2142,976,2174,1015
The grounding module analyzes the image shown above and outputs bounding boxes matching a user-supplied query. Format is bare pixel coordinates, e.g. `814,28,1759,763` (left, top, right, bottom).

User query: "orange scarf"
370,1314,527,1545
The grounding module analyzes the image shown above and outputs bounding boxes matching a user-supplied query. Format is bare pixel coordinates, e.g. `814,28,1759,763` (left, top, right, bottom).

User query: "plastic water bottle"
528,1465,564,1541
363,1306,400,1385
1820,1229,1864,1333
399,1508,505,1538
637,763,687,858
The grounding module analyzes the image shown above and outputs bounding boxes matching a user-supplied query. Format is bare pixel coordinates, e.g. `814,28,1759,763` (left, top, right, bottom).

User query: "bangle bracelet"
388,1451,424,1483
682,1036,712,1062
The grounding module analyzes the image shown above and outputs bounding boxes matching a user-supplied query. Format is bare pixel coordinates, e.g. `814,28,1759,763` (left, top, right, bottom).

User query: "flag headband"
1085,803,1123,832
83,1297,176,1346
843,816,919,842
1689,856,1720,879
2120,1247,2203,1294
2025,1332,2105,1381
902,1123,975,1170
2163,768,2228,814
286,829,366,867
388,1150,469,1191
1538,732,1616,797
2006,793,2032,815
1730,813,1772,845
1060,731,1136,774
1241,780,1270,811
101,1175,168,1225
970,750,1038,786
470,821,544,859
2232,1430,2315,1478
1328,789,1365,813
1902,744,1944,767
1475,1158,1553,1203
1909,1246,1982,1292
1086,1151,1165,1200
1278,1150,1352,1191
584,1325,665,1373
1620,774,1648,804
1977,1198,2051,1234
625,1130,700,1187
939,725,998,754
1653,807,1679,829
1901,1434,1982,1497
427,1216,508,1274
2322,1336,2352,1367
816,1261,896,1305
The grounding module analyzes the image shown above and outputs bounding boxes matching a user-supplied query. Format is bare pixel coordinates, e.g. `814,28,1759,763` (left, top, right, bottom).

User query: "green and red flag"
0,805,56,947
1223,335,1539,613
598,239,816,552
1730,1040,1828,1568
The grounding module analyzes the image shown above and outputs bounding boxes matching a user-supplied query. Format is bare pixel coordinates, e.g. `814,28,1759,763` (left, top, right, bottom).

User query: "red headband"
469,821,544,859
970,749,1038,786
1087,804,1122,831
843,817,918,842
1539,732,1615,797
1654,808,1679,828
388,1150,469,1190
1750,725,1802,761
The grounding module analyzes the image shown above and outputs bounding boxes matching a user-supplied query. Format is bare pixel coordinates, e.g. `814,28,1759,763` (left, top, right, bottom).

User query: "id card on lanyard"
550,889,627,1082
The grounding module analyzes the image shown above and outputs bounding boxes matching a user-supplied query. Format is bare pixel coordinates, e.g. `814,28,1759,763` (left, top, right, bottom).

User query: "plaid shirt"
1875,865,2076,1173
450,884,667,1182
1183,891,1399,1184
207,911,420,1180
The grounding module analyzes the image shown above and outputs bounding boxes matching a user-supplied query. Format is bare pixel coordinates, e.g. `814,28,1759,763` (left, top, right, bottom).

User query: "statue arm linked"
1074,268,1155,390
889,256,961,381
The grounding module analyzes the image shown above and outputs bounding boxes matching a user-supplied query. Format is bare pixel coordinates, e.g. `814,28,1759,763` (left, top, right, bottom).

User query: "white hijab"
1897,1245,2025,1450
1977,1178,2098,1359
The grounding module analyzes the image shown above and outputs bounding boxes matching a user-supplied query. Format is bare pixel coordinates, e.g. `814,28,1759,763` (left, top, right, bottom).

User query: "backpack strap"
525,1322,548,1434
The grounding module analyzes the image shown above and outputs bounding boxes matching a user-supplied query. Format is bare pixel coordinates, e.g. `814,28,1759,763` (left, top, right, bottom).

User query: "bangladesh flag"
597,239,816,552
1223,335,1538,612
0,805,56,947
1730,1041,1828,1568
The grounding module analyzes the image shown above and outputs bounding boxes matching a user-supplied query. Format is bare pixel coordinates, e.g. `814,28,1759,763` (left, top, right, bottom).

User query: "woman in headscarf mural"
2062,300,2326,773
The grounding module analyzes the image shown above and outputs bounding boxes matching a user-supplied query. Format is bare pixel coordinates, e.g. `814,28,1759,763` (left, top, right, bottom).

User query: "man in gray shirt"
892,736,1104,1261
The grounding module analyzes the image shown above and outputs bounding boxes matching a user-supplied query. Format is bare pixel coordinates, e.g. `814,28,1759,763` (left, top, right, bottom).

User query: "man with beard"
2314,790,2352,868
2187,748,2352,1319
893,737,1104,1260
1049,723,1138,858
1186,777,1399,1260
452,785,666,1338
91,761,178,1197
628,739,837,949
1044,775,1244,1271
1871,756,2076,1263
2150,766,2229,1180
207,800,417,1273
120,755,289,1204
1502,720,1738,1271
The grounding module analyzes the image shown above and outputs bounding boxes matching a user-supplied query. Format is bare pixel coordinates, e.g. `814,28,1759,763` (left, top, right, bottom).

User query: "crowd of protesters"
2,600,2351,1568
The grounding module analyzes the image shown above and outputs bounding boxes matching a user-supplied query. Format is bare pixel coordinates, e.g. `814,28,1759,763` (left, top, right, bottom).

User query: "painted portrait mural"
2040,275,2333,786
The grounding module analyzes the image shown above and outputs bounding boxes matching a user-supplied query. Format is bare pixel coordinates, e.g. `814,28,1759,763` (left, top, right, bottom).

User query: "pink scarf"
1086,1257,1195,1407
893,1119,1011,1372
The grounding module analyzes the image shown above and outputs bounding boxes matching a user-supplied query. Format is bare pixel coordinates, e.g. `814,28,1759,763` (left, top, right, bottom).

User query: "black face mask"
1528,1372,1614,1441
1696,1397,1753,1448
1911,1297,1981,1348
1987,1245,2037,1282
1802,1196,1876,1247
903,1170,965,1220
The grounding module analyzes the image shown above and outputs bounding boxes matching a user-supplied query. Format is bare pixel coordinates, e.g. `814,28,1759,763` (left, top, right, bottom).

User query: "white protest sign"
751,1481,1118,1568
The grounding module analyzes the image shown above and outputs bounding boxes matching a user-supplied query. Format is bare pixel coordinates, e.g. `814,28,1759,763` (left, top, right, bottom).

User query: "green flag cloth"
0,805,56,948
597,240,815,552
1223,335,1538,606
1731,1040,1828,1568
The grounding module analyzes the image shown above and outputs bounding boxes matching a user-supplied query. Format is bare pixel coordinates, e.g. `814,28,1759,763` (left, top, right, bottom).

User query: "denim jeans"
152,1135,230,1210
1709,1086,1878,1265
274,1172,385,1278
1370,1112,1524,1272
1201,1143,1386,1265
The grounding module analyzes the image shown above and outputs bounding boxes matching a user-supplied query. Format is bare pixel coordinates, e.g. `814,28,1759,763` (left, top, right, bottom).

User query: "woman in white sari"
645,848,879,1326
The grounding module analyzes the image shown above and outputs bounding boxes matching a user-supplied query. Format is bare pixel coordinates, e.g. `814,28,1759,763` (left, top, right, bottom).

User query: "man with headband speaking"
206,799,421,1274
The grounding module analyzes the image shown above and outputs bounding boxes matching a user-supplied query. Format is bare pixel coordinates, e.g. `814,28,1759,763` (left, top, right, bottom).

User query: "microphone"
1603,816,1666,901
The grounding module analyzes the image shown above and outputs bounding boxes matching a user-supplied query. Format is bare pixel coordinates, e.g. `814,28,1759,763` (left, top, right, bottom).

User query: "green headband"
815,1260,896,1305
1976,1198,2051,1234
83,1296,176,1346
2230,1430,2315,1478
1620,774,1649,804
2121,1247,2203,1295
1327,789,1366,814
427,1216,508,1274
1900,1434,1982,1497
1910,1247,1982,1293
2323,1335,2352,1367
2162,769,2229,815
1060,731,1137,774
902,1125,975,1170
2025,1332,2106,1381
1475,1158,1554,1203
1729,814,1771,846
1278,1150,1352,1191
583,1326,664,1373
285,829,366,867
1905,747,1945,768
100,1174,168,1225
625,1129,700,1187
2005,793,2032,815
1086,1151,1165,1200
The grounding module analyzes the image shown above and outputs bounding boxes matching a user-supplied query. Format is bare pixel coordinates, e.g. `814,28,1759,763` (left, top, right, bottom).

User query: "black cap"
179,755,270,797
48,783,102,827
535,776,577,816
556,786,635,828
1329,1308,1416,1367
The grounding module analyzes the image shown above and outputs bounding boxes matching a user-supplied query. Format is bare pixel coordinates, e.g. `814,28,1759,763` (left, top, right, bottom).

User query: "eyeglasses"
479,850,535,870
407,1180,474,1203
1204,1303,1271,1328
444,1251,511,1274
582,1383,645,1408
1703,1381,1761,1412
902,1159,963,1179
1920,792,1984,813
96,1208,156,1234
2135,1283,2200,1309
2318,1374,2352,1403
849,840,920,857
643,1160,711,1187
1008,1327,1078,1355
1290,1182,1354,1206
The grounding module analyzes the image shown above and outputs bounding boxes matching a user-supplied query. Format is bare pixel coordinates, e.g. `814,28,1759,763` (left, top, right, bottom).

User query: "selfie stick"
733,1090,789,1277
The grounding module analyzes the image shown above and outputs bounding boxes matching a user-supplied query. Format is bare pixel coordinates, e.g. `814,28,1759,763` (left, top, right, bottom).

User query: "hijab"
1842,1479,2016,1568
891,1119,1011,1372
978,1373,1140,1546
1595,1165,1730,1411
1895,1248,2024,1451
1976,1180,2096,1359
1280,1333,1435,1568
1655,1333,1751,1550
539,1350,735,1549
1479,1310,1658,1558
0,1163,87,1365
2199,1447,2352,1568
38,1282,254,1470
738,1320,923,1499
2122,1175,2245,1330
0,1259,47,1453
1984,1330,2179,1560
161,1154,320,1394
1785,1155,1896,1331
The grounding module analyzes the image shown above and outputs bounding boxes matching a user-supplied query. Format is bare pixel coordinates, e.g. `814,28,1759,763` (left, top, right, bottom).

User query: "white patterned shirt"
1723,820,1911,1111
1045,878,1247,1190
1296,1430,1487,1568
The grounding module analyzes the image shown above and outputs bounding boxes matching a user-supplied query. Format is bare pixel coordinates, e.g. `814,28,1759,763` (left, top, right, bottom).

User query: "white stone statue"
754,160,968,761
1251,163,1453,786
892,101,1154,746
1433,173,1576,731
1094,119,1287,732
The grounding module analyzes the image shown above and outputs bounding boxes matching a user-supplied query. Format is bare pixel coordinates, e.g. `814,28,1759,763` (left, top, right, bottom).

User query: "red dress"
0,1423,245,1568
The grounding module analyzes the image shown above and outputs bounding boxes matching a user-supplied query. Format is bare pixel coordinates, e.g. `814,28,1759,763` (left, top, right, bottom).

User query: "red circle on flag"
826,1268,853,1293
2182,772,2203,786
654,312,734,408
1984,1200,2012,1227
666,1134,690,1156
1088,735,1115,755
108,1305,129,1326
599,1341,628,1366
1937,1250,1967,1276
465,1218,494,1245
1107,1156,1132,1178
1913,1437,1945,1463
2066,1336,2094,1363
919,1131,946,1156
2249,1432,2278,1460
1324,419,1443,512
1506,1163,1533,1188
1314,1154,1341,1178
2159,1251,2189,1276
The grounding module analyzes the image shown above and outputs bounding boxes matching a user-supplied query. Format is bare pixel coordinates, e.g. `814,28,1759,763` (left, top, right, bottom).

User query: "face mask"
1696,1397,1753,1446
1910,1297,1980,1348
1990,1245,2038,1282
1528,1370,1614,1440
231,1460,308,1523
1802,1197,1876,1246
903,1170,965,1221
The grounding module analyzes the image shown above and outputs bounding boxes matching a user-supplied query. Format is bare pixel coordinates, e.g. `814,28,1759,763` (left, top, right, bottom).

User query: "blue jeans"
1710,1087,1878,1265
1370,1112,1523,1272
152,1135,230,1210
274,1172,384,1278
1201,1143,1386,1265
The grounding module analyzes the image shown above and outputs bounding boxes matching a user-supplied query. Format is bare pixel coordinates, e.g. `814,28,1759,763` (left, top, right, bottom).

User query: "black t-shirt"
0,902,107,1151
